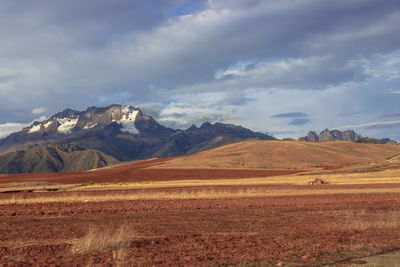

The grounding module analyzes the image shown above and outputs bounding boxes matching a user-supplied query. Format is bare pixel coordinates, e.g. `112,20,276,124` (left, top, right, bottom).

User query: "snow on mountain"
83,123,98,129
57,117,79,134
43,121,53,128
21,105,141,135
28,124,41,133
113,107,139,134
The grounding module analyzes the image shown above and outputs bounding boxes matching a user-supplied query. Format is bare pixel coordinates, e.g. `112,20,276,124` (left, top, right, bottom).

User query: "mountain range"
0,104,397,174
298,129,397,144
0,104,275,173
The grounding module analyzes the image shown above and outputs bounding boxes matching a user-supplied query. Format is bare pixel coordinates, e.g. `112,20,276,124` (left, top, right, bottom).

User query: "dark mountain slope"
0,144,119,173
153,122,272,158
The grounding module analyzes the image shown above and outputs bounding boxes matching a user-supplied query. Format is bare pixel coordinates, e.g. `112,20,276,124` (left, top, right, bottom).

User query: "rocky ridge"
299,129,397,144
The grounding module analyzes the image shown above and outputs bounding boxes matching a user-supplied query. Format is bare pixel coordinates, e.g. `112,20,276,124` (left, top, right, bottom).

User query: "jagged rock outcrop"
298,131,320,142
307,131,319,141
298,129,396,144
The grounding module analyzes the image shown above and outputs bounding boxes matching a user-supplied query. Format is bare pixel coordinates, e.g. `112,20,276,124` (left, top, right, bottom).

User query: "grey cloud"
289,118,310,126
218,93,255,106
339,111,362,117
270,110,310,127
159,112,220,130
221,115,242,122
0,75,15,83
340,120,400,129
168,113,186,118
271,112,308,118
380,113,400,118
269,130,298,135
365,124,400,129
0,0,400,143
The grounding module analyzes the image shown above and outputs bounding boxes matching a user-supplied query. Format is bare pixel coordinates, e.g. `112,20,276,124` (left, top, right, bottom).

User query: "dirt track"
2,189,400,266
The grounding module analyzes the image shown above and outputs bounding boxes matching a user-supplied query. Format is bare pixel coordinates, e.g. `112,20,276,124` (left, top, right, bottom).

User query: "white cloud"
386,89,400,95
0,0,399,143
206,56,358,91
0,122,28,138
32,107,48,115
0,115,48,138
340,120,400,129
363,50,400,81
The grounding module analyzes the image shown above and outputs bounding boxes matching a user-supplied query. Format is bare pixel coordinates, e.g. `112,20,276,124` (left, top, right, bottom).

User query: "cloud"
380,113,400,118
340,120,400,129
271,112,308,118
0,122,28,138
268,130,298,136
289,118,310,126
386,88,400,95
271,111,310,126
0,0,400,142
0,115,49,138
364,51,400,81
31,107,48,115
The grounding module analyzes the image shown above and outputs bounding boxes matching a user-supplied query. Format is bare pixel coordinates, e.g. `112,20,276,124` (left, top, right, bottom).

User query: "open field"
1,141,400,266
2,190,400,266
149,140,400,170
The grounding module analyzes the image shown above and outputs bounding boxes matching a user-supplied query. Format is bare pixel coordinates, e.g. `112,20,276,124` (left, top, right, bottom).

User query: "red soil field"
0,157,303,185
2,141,400,265
314,165,343,170
1,189,400,266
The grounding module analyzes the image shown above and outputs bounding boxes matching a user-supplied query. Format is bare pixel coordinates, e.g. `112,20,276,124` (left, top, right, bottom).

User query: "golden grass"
148,140,400,170
2,170,400,194
113,248,130,267
3,187,400,204
2,163,400,195
71,225,135,254
349,251,400,267
0,167,400,203
61,168,400,192
315,169,400,185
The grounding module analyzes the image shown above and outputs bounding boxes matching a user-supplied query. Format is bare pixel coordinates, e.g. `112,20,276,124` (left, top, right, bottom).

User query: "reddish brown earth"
1,187,400,266
314,165,344,170
0,157,303,185
1,141,400,266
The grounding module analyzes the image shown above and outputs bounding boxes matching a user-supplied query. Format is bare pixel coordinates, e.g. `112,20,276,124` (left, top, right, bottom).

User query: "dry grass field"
1,140,400,266
150,140,400,169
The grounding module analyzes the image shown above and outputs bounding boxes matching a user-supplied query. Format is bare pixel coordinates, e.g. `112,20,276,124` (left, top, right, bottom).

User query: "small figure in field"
308,177,329,185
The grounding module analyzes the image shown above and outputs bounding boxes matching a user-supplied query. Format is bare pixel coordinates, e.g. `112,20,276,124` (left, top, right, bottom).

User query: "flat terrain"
1,141,400,266
2,188,400,266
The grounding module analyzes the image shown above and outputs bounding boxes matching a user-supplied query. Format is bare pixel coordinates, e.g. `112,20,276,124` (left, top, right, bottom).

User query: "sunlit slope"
150,140,400,170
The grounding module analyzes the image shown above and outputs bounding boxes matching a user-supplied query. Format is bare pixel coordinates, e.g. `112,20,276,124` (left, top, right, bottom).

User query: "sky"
1,0,400,140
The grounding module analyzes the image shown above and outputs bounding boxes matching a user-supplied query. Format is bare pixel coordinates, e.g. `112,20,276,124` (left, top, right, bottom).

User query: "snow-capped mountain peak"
112,106,139,134
57,117,79,134
50,108,80,120
28,123,42,133
23,105,142,135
